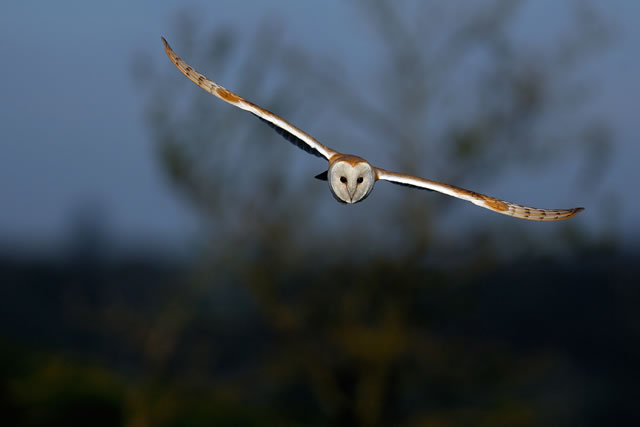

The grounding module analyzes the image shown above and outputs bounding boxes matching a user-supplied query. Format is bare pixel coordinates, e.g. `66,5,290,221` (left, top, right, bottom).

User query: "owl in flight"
162,37,583,221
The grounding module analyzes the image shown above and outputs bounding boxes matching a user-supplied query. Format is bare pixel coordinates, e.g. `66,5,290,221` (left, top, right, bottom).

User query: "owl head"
327,155,376,203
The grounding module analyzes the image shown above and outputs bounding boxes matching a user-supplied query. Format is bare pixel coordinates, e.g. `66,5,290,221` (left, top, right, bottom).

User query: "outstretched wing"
162,37,338,161
375,168,583,221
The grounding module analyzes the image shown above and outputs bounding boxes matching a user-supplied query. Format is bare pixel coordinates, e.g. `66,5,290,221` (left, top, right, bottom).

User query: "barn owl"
162,37,583,221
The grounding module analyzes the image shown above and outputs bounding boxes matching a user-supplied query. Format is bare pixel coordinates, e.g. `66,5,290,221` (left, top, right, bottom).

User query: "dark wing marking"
385,180,434,192
256,116,324,158
314,170,328,180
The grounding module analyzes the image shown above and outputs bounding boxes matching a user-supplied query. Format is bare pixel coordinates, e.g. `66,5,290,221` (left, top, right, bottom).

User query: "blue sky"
1,0,638,254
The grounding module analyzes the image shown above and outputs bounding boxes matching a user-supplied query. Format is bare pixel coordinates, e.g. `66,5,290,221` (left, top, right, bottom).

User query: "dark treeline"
1,244,638,426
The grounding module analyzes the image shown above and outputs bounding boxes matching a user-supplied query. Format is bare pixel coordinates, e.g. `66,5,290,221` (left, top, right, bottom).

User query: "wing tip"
533,206,584,221
161,36,172,54
541,206,584,221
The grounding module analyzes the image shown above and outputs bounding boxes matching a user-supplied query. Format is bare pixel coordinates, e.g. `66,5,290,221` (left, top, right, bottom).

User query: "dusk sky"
1,0,638,254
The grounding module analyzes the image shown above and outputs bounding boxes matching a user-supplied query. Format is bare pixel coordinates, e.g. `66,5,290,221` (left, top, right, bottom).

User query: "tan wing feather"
161,37,338,161
375,168,583,221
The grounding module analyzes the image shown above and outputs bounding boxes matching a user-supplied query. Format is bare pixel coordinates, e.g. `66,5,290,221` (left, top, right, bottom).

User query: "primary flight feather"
161,37,583,221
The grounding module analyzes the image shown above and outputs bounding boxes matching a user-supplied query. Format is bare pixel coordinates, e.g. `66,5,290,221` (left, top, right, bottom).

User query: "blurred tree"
134,1,613,426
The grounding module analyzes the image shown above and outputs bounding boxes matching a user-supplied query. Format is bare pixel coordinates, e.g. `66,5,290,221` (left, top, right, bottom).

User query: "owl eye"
357,177,364,184
340,176,347,183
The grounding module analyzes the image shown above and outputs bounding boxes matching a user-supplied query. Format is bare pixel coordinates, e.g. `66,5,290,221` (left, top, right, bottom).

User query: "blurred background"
1,0,639,425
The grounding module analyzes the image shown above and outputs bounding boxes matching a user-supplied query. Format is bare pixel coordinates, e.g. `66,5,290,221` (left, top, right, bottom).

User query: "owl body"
162,37,584,222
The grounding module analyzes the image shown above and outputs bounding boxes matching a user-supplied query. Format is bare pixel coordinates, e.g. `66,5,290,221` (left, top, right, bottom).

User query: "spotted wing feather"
376,168,584,221
161,37,337,161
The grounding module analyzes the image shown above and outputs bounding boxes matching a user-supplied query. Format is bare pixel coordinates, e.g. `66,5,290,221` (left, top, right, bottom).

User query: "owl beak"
347,184,357,202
